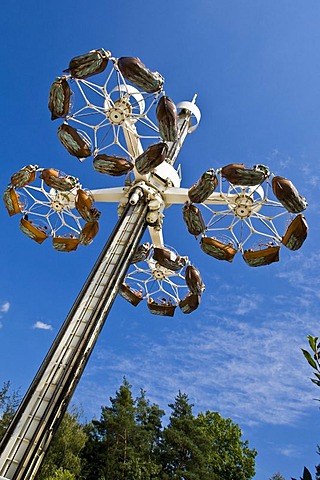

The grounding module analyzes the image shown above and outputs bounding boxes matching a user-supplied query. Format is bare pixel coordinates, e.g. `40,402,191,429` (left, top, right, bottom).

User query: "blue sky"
1,1,320,478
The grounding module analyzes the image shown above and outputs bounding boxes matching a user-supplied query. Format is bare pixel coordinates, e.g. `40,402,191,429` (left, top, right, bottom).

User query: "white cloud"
300,163,320,188
0,302,10,313
272,444,301,458
75,307,317,427
74,271,320,429
72,249,320,428
33,321,53,331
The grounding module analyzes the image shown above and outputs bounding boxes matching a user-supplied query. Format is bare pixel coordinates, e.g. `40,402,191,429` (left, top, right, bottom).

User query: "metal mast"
0,102,196,480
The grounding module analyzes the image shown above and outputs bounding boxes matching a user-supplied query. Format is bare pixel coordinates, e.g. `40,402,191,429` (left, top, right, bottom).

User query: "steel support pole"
0,201,148,480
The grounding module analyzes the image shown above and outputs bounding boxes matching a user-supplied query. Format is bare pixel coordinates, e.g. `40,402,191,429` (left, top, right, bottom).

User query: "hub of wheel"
106,98,132,125
51,199,64,212
233,194,254,218
50,190,77,212
152,264,173,280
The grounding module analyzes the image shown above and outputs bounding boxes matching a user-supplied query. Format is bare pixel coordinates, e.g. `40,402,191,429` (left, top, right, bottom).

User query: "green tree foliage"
301,336,320,480
160,391,209,479
292,335,320,480
270,473,286,480
197,411,257,480
81,378,165,480
35,408,87,480
316,447,320,480
135,389,165,473
43,467,76,480
292,466,314,480
0,381,20,441
160,391,256,480
301,335,320,387
0,379,257,480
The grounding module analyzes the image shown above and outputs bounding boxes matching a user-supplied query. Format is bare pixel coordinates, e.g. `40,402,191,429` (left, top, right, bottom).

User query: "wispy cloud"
75,287,318,427
0,301,10,313
0,301,10,327
33,321,53,331
74,250,320,428
275,445,301,457
265,149,293,170
300,162,320,189
277,251,320,299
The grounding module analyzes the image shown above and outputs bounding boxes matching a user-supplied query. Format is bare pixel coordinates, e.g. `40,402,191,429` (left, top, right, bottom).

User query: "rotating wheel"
3,165,100,251
119,245,204,316
183,164,308,266
49,49,170,165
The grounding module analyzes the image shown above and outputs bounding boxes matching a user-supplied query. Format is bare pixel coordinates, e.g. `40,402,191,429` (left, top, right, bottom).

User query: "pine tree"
270,473,286,480
89,378,137,479
135,389,164,477
81,378,164,480
160,391,209,479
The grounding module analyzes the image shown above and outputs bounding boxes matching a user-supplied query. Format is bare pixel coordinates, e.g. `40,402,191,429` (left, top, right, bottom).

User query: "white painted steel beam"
0,202,148,480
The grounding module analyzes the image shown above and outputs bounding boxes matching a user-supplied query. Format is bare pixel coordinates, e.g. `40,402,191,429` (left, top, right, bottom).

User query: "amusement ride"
0,48,308,479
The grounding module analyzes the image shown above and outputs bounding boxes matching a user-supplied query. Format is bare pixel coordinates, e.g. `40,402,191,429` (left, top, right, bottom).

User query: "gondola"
282,214,308,251
200,236,237,262
242,245,280,267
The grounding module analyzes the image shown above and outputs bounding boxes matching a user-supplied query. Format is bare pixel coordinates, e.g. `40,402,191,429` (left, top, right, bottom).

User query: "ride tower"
1,49,308,479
